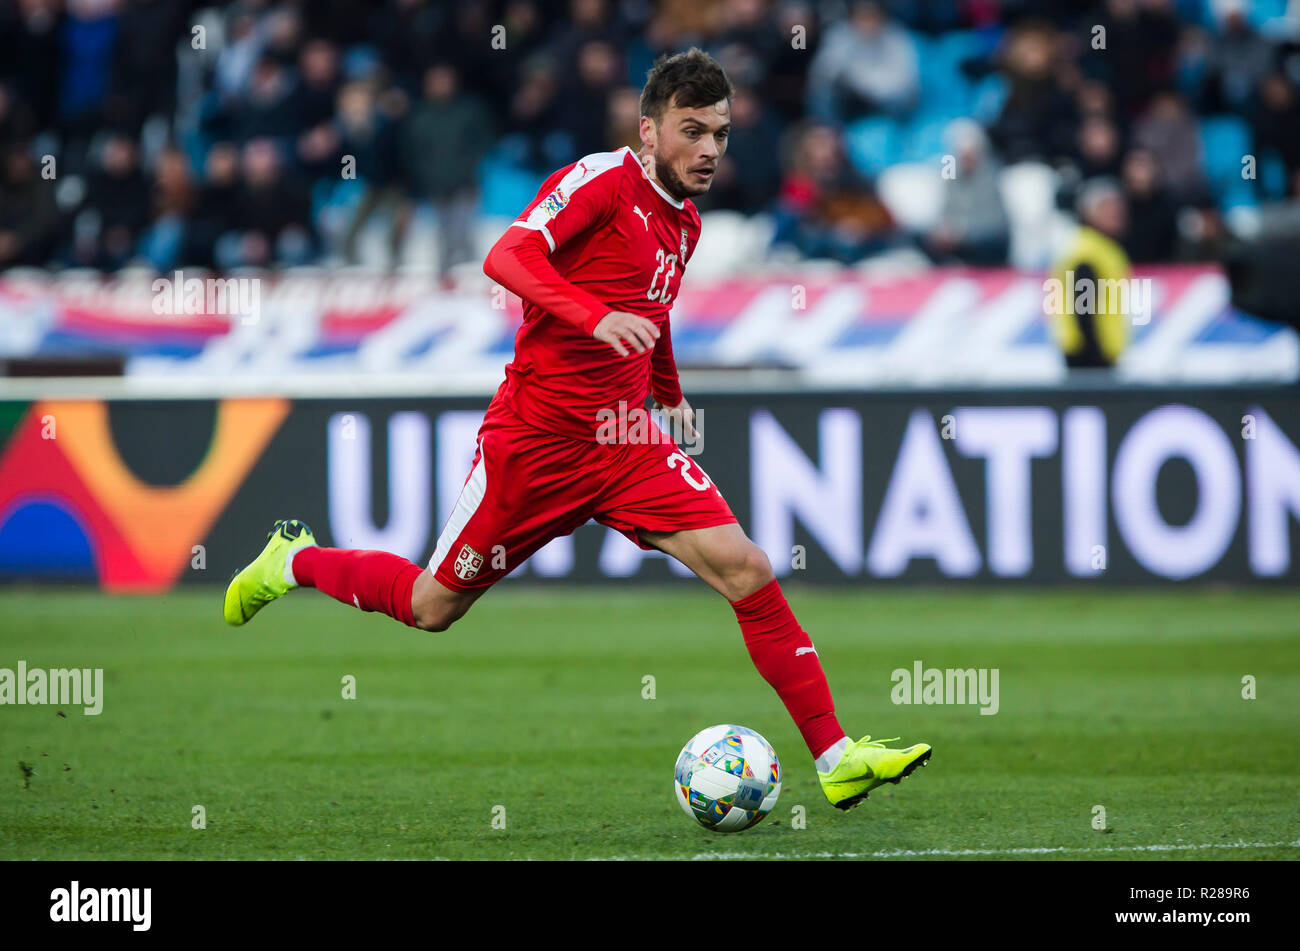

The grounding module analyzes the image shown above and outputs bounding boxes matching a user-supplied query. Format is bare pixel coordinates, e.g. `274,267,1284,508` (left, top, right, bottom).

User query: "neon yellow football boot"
818,735,932,810
223,519,317,626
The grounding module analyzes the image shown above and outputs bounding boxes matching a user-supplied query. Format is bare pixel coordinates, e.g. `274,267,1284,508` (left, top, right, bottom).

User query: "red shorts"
429,395,736,590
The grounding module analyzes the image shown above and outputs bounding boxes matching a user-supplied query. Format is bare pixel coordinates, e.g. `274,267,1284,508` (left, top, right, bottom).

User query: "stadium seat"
692,211,777,277
1259,149,1289,201
877,162,944,232
1200,116,1257,210
899,115,950,163
998,162,1067,269
844,117,903,177
914,30,992,122
1249,0,1289,29
478,155,546,219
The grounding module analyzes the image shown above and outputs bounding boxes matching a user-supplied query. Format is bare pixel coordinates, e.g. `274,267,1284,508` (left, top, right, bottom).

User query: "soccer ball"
673,724,781,832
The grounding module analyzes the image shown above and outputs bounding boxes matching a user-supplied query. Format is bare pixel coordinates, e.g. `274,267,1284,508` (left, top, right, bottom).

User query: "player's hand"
593,311,660,357
654,397,698,442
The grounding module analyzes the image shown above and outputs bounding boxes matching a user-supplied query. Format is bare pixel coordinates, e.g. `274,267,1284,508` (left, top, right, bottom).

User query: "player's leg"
638,522,848,764
222,517,440,630
225,399,588,633
595,435,931,809
409,569,483,632
640,522,932,809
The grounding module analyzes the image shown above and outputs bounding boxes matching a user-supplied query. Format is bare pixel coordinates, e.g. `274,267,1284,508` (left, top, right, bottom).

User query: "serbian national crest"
454,543,485,580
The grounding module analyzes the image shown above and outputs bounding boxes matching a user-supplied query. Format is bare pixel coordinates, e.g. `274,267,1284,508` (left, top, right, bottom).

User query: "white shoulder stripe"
519,147,628,241
556,147,629,194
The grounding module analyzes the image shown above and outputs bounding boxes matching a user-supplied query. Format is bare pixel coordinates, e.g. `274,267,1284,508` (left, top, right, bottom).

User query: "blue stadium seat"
1200,116,1257,210
844,116,902,177
1249,0,1288,28
914,32,975,121
899,114,950,163
478,155,545,218
1259,149,1289,201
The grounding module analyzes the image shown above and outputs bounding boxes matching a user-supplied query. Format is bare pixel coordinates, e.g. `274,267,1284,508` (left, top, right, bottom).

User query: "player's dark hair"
639,48,733,123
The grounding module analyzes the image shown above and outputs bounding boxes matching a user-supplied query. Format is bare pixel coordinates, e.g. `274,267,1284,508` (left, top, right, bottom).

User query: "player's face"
642,98,731,199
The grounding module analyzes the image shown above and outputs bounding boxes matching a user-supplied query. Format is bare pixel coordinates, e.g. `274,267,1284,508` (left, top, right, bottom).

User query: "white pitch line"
588,840,1300,861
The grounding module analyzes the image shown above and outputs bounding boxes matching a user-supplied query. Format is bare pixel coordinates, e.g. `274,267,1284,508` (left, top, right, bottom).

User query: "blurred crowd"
1,0,1299,275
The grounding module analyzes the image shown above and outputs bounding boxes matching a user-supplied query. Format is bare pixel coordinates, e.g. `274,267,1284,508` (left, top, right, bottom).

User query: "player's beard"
656,157,707,200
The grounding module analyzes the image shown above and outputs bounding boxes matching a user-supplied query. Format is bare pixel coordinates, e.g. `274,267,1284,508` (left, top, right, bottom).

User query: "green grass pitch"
2,585,1297,860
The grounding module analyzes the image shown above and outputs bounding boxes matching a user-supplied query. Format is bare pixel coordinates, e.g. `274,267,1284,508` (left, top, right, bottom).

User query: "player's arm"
482,170,659,356
650,320,697,439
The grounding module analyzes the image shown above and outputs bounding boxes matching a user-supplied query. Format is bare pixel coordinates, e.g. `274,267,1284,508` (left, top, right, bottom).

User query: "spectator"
217,138,315,268
76,132,150,270
108,0,190,136
1088,0,1179,119
1048,179,1132,369
1120,148,1178,263
503,54,568,173
367,0,445,93
774,121,897,262
184,141,242,269
0,84,38,154
139,145,196,272
400,64,493,279
1203,1,1275,113
550,0,629,65
697,85,784,214
0,0,1292,277
1073,115,1124,180
1131,91,1208,205
708,0,782,92
0,0,62,136
760,1,818,124
289,39,344,134
988,21,1078,164
605,85,643,154
235,55,300,144
806,0,919,122
1251,71,1300,191
926,119,1009,266
335,81,408,268
558,40,624,158
58,0,121,164
0,146,61,268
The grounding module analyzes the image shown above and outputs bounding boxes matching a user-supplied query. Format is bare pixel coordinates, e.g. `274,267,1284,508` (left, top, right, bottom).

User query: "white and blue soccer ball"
674,724,781,832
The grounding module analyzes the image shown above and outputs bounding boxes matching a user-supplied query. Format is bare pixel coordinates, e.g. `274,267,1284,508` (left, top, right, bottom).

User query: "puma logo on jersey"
795,646,818,657
633,205,652,230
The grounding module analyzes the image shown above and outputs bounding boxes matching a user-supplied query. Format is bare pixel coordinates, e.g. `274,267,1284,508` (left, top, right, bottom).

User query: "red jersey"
482,146,701,441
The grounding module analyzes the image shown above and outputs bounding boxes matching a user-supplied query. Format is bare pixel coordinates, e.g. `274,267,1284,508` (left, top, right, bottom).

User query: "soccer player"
224,49,930,809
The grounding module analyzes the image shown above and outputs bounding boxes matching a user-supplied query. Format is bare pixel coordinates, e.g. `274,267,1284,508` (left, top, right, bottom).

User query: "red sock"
291,547,422,628
732,579,845,759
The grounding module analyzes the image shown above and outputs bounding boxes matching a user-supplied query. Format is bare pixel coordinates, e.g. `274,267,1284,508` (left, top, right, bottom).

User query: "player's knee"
720,544,774,601
412,607,448,632
412,601,463,633
410,571,478,633
741,544,774,588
